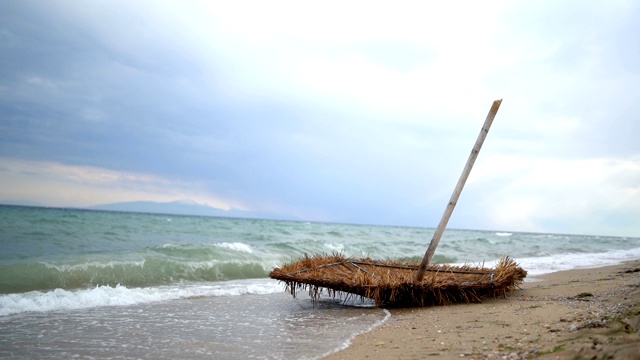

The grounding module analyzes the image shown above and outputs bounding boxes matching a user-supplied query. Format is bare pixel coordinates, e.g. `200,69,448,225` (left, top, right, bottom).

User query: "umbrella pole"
414,99,502,283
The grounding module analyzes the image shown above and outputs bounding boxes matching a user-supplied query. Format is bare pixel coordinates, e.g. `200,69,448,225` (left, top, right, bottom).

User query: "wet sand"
325,260,640,359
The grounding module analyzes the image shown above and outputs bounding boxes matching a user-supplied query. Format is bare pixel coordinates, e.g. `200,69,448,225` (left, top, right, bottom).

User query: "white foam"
40,259,146,272
496,232,512,237
215,242,253,253
196,279,283,296
324,243,344,252
0,279,283,317
518,246,640,277
445,247,640,278
321,308,391,359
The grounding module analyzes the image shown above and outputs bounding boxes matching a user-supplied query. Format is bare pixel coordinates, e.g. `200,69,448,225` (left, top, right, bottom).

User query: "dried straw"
269,253,527,307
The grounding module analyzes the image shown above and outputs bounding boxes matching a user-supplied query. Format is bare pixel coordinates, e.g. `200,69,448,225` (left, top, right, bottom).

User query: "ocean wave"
322,308,391,359
324,243,345,252
0,279,284,317
150,242,255,258
214,242,253,253
517,246,640,277
0,257,273,294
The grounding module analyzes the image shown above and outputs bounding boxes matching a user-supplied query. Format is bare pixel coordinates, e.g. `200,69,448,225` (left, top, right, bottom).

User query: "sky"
0,0,638,237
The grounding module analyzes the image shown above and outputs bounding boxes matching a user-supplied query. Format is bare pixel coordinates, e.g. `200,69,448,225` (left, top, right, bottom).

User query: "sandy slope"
325,260,640,359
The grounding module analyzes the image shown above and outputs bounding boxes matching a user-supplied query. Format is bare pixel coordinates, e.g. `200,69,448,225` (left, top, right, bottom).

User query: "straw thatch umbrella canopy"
270,253,526,307
270,100,527,307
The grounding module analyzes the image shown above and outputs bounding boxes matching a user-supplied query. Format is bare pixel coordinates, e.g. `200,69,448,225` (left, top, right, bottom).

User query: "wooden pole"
414,99,502,283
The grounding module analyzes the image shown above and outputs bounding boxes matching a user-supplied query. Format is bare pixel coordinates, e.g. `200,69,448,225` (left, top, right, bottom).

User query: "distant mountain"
88,200,291,220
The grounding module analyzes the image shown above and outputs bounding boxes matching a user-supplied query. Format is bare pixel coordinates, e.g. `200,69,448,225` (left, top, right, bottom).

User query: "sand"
324,260,640,360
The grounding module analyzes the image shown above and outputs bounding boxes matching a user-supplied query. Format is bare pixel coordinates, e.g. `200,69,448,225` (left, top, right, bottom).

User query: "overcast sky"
1,0,638,237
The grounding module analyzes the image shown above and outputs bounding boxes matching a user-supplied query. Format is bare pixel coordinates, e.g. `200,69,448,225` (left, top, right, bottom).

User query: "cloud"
462,154,640,237
0,1,638,236
0,157,240,210
188,1,510,120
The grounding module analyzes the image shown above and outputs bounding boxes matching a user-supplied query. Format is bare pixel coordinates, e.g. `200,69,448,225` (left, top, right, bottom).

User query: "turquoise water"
1,205,639,359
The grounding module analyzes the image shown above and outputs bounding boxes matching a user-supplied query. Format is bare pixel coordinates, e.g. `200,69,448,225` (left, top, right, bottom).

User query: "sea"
1,205,639,359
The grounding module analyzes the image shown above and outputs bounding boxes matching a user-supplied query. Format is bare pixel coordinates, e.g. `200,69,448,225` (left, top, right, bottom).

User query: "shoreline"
324,260,640,359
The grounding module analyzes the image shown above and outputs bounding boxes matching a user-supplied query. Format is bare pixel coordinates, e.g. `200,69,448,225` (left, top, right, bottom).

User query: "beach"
2,206,640,359
325,260,640,360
